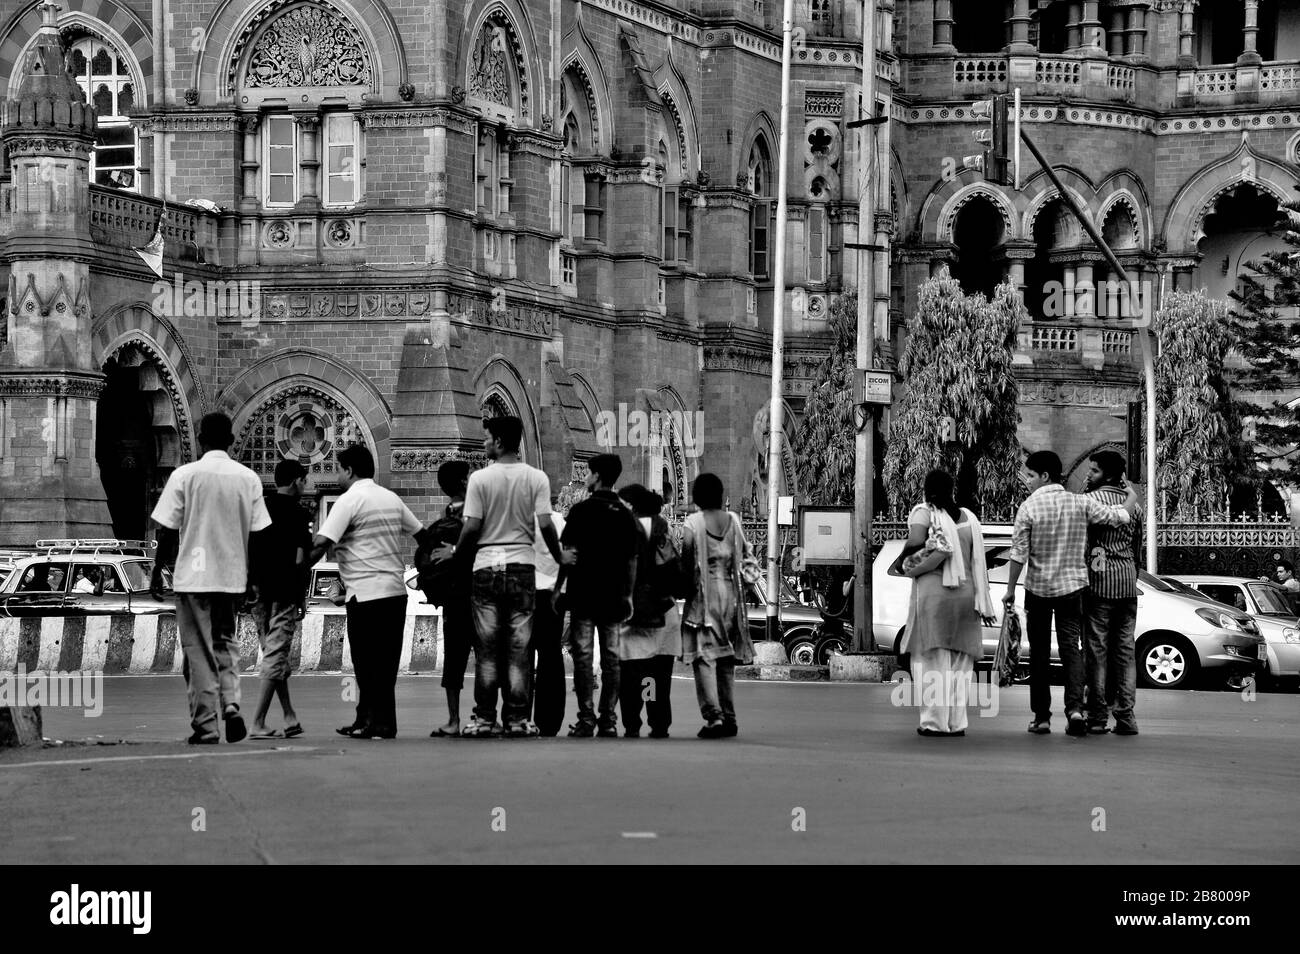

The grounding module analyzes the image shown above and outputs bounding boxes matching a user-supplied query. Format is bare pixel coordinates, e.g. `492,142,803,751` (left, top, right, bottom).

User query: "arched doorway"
951,195,1006,299
1194,182,1286,301
96,344,185,539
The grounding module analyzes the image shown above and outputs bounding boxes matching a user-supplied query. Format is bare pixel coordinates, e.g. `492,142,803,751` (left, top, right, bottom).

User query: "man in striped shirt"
1003,451,1139,737
1083,451,1143,736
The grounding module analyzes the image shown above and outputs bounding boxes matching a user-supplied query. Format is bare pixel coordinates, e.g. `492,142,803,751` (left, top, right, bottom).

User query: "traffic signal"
962,91,1020,188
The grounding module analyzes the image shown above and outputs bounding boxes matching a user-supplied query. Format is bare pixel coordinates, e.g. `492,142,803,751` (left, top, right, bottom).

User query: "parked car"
739,576,834,664
309,562,436,616
0,540,170,617
1166,575,1300,682
873,532,1266,689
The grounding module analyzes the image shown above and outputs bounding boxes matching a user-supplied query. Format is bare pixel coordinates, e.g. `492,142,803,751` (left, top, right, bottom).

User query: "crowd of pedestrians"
150,411,1152,747
152,412,754,744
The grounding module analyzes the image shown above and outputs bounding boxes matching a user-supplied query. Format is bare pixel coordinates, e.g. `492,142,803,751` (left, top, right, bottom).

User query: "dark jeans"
471,565,534,726
530,590,567,736
569,618,624,729
693,655,737,725
1084,595,1138,728
1024,588,1086,722
619,655,674,734
440,598,474,692
344,595,406,735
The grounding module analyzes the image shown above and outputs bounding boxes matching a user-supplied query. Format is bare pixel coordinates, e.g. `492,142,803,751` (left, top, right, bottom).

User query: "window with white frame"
69,37,138,190
583,174,606,243
663,187,693,265
747,139,774,279
561,252,576,286
264,115,298,206
477,124,511,216
324,113,360,206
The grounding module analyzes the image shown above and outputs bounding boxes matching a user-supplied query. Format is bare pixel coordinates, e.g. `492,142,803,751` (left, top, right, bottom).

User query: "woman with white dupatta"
899,469,997,737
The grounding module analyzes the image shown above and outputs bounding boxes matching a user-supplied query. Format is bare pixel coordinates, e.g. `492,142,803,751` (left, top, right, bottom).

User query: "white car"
306,562,437,616
873,531,1267,689
1165,575,1300,681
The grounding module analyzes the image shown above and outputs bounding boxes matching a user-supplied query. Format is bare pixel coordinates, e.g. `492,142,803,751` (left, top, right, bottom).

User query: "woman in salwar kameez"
898,470,997,737
680,473,755,739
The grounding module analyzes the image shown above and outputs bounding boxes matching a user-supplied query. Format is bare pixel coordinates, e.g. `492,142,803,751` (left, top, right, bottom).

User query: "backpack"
414,507,464,608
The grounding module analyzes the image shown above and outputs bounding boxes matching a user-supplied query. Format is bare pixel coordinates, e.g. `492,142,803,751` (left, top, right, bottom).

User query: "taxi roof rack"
33,538,155,556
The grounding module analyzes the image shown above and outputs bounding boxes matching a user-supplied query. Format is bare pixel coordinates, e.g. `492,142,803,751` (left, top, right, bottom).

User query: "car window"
1247,583,1295,616
15,563,69,593
313,571,340,597
121,562,152,592
1197,584,1247,612
70,564,125,593
984,546,1011,583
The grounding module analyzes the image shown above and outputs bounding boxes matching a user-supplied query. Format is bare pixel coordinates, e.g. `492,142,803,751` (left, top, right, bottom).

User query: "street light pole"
853,0,878,651
764,0,797,642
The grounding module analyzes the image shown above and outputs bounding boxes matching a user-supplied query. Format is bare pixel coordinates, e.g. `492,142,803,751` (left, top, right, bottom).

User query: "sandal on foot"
283,724,304,739
249,728,283,740
460,716,503,738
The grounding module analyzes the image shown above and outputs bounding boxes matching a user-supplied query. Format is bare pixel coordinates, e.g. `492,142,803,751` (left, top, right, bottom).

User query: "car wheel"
1136,633,1198,689
815,633,848,664
784,629,819,667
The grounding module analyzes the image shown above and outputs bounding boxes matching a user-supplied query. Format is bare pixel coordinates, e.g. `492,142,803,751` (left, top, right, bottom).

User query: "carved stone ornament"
399,82,415,102
264,221,295,248
469,24,511,107
391,449,489,472
8,271,89,322
245,6,372,89
449,85,466,104
0,372,106,400
541,113,554,131
184,87,200,106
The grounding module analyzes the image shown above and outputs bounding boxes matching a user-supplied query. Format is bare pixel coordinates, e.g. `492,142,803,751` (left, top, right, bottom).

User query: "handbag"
731,512,762,586
993,607,1022,687
900,505,953,578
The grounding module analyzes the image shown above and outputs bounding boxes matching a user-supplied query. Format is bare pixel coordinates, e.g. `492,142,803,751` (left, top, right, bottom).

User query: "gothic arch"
890,146,910,240
459,0,543,126
1163,135,1298,253
1021,175,1097,240
561,13,613,154
739,112,779,190
656,385,698,509
0,0,152,101
1096,169,1153,240
654,52,699,178
1099,192,1144,250
568,371,610,450
197,0,405,103
92,303,204,459
921,178,1017,244
472,354,542,462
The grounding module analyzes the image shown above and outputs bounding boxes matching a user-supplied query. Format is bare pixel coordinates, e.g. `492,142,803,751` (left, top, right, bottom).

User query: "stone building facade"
1,0,1298,543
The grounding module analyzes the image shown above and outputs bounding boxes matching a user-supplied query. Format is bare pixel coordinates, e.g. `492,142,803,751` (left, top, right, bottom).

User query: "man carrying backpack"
420,461,474,737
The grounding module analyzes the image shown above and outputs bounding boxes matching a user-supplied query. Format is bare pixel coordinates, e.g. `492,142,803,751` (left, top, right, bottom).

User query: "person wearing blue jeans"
440,416,566,738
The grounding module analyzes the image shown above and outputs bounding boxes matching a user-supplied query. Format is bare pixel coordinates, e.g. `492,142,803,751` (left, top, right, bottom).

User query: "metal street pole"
1018,128,1157,570
764,0,797,642
853,0,878,651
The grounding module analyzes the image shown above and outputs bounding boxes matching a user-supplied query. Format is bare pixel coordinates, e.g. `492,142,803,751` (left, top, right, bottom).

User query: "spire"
1,3,95,141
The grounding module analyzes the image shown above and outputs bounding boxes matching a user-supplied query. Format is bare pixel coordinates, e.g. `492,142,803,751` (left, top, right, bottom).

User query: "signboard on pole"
799,506,854,566
777,495,795,526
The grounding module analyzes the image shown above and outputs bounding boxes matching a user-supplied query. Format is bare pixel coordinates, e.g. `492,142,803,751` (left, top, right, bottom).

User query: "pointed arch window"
658,119,693,268
68,36,138,190
747,137,774,279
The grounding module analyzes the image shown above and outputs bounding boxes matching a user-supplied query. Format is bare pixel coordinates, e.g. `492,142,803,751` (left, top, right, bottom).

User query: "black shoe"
223,707,246,744
917,727,946,737
1087,723,1111,735
624,729,641,738
649,729,670,739
698,722,726,739
354,725,396,740
337,723,364,737
1066,713,1088,737
719,722,738,738
1027,720,1051,734
596,726,619,738
187,731,219,745
1114,723,1140,736
567,722,596,738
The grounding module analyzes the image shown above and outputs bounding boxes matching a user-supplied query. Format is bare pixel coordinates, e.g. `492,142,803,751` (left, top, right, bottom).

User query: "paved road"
1,674,1296,864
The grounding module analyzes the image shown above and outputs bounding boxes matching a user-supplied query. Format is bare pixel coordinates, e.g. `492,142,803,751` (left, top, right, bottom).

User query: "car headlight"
1284,627,1300,644
1195,607,1241,631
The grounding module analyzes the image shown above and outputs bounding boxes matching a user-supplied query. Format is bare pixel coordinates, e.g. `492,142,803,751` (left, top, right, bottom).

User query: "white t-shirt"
464,461,552,572
317,478,422,602
535,512,565,590
151,450,272,593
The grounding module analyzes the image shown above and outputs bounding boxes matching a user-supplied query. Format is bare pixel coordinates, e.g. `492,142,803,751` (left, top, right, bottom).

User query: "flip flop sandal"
249,728,284,740
283,724,304,738
429,727,459,737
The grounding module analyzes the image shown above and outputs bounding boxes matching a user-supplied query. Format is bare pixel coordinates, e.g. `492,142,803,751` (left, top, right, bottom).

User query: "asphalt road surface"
1,675,1296,864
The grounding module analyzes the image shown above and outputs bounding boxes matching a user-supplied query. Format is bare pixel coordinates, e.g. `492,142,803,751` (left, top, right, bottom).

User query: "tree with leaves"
882,272,1024,518
793,289,886,508
1227,197,1300,501
1153,291,1251,518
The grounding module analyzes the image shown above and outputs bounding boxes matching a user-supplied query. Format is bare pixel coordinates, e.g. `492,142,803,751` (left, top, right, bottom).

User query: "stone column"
1009,0,1034,53
1075,256,1099,317
294,112,321,209
1066,1,1085,52
1239,0,1262,66
1178,0,1197,67
933,0,955,52
1109,8,1126,56
1080,1,1105,53
239,114,260,212
1126,3,1149,58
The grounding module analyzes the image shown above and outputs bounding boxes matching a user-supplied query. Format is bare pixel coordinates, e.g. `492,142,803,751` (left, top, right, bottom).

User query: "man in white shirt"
443,416,567,737
531,505,567,736
151,412,272,745
308,445,423,740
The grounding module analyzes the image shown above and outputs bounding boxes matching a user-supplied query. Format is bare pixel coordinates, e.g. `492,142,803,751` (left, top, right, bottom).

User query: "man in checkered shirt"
1003,451,1140,737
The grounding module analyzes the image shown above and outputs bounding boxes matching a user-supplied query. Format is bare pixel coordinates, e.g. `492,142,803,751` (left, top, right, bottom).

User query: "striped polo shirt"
1085,484,1143,599
317,478,422,603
